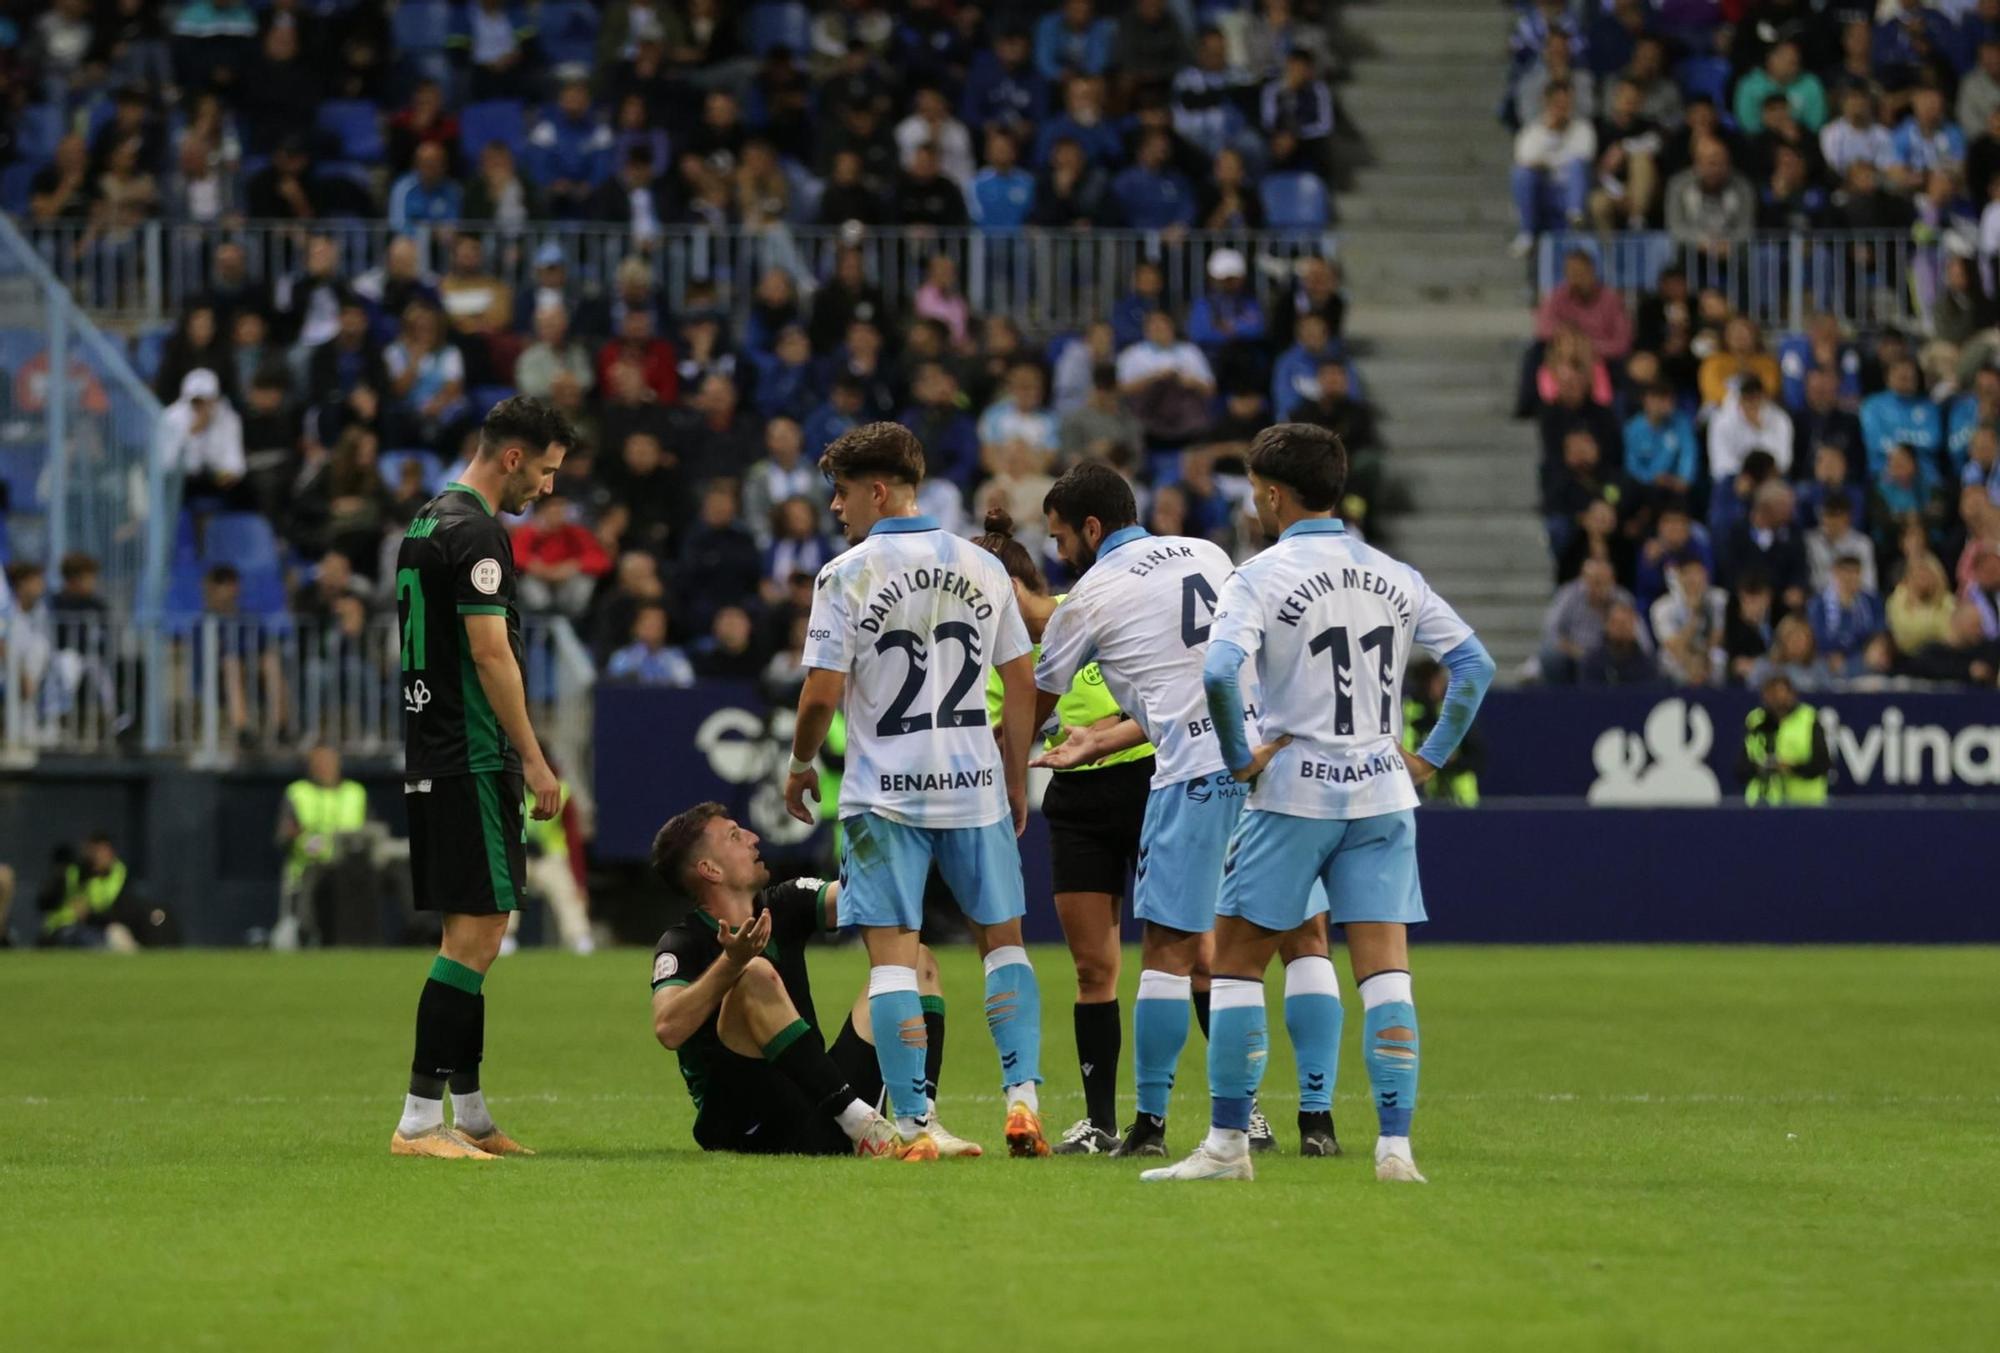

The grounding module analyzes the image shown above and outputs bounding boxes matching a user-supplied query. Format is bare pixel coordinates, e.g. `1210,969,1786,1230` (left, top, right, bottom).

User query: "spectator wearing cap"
1035,75,1123,170
968,129,1036,232
1511,84,1596,254
1188,249,1267,368
1623,383,1699,497
1860,357,1944,481
1262,49,1335,173
1708,377,1796,481
964,27,1049,138
1535,250,1633,361
386,142,463,233
1733,40,1827,136
161,369,248,507
1112,129,1196,231
531,77,617,218
1807,550,1885,673
1036,0,1115,81
1820,85,1899,180
1805,495,1877,595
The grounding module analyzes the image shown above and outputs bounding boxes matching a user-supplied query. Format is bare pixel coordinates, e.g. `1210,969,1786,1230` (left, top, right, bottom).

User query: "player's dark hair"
478,394,574,461
1247,422,1348,511
819,421,926,486
973,507,1046,595
59,552,98,583
652,801,728,894
204,563,240,586
1043,461,1138,535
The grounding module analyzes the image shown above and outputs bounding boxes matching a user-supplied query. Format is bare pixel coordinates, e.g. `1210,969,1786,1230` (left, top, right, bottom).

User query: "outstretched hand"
719,911,772,967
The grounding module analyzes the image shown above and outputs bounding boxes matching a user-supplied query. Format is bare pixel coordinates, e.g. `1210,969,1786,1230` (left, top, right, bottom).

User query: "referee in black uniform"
388,396,574,1160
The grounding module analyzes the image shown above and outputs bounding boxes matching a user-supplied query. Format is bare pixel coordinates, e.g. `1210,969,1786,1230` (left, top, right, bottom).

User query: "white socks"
835,1099,877,1142
1203,1127,1249,1159
451,1089,496,1137
398,1093,444,1136
1005,1081,1039,1113
1376,1134,1413,1163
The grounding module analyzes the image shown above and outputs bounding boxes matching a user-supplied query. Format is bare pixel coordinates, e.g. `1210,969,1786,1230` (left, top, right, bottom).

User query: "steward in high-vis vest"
279,744,371,885
39,832,170,948
1401,658,1481,806
1738,673,1831,805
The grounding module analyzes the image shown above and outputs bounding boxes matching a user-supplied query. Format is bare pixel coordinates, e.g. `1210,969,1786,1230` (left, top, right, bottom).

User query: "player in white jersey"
1033,463,1341,1159
784,423,1053,1158
1143,424,1496,1185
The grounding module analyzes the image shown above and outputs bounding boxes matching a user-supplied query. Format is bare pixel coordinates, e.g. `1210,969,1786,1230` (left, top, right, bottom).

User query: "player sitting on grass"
649,803,980,1158
1148,424,1495,1185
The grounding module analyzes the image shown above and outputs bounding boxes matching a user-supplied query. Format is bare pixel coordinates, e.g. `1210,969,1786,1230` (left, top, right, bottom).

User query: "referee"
970,510,1156,1156
388,397,574,1161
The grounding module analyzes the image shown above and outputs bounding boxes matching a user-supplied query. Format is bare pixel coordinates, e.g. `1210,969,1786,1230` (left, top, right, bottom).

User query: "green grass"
4,946,1998,1351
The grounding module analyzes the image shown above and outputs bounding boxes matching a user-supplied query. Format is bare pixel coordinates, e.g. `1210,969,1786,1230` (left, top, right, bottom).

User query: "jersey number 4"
874,623,987,737
1180,574,1218,647
1309,624,1395,736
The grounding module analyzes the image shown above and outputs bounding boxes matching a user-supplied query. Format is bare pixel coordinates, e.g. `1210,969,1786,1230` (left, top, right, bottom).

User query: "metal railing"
1534,230,1943,334
24,220,1340,336
0,214,172,615
0,612,594,776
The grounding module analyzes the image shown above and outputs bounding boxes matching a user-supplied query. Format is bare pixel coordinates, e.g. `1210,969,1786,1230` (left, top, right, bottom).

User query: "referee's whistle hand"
785,769,820,825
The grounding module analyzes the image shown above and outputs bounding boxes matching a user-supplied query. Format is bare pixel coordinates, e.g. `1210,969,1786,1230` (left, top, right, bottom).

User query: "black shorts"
406,771,526,915
1041,756,1154,897
692,1017,883,1156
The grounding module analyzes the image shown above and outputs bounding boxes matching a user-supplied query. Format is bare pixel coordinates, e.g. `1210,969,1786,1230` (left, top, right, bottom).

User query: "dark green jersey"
396,482,523,777
648,879,833,1118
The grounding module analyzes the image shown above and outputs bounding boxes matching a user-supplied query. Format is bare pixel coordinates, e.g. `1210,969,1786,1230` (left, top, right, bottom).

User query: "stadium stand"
1502,0,2000,693
0,0,1391,760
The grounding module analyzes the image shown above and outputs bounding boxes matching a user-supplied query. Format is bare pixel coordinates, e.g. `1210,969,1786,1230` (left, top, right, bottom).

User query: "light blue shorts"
1218,808,1426,934
1134,771,1250,934
837,812,1026,931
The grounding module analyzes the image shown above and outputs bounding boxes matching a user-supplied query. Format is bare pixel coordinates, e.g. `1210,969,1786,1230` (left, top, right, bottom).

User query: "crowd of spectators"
0,1,1372,700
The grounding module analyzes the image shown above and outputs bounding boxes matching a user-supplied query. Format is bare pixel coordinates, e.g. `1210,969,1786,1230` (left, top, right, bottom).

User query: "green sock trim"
920,994,947,1016
429,956,485,995
761,1019,811,1063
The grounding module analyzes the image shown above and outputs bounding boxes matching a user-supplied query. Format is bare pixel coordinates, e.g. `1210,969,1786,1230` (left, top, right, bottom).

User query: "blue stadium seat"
164,557,205,617
16,104,63,165
0,163,36,214
1675,56,1733,121
316,101,386,164
380,449,448,495
1260,173,1330,231
460,100,529,160
202,512,281,572
130,326,172,383
391,0,453,53
539,1,601,68
747,2,812,56
469,385,517,414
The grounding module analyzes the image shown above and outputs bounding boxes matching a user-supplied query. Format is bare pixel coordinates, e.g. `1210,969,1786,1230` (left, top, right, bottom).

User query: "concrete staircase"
1334,0,1547,669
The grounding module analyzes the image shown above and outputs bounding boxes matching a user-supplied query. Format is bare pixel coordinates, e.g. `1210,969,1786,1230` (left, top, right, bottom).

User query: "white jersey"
1211,519,1474,820
802,515,1033,828
1035,528,1251,788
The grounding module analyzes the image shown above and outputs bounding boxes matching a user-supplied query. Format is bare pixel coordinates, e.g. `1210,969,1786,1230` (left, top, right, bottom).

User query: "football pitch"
5,945,1996,1351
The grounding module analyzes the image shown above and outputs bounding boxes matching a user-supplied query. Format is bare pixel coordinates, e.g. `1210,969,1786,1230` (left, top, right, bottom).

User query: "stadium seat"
538,1,601,68
460,100,529,161
316,101,386,164
130,326,172,383
1261,173,1330,231
164,557,205,617
0,163,36,215
391,0,453,54
15,105,63,165
1674,56,1733,120
747,2,812,56
380,449,448,495
202,512,281,572
470,385,517,414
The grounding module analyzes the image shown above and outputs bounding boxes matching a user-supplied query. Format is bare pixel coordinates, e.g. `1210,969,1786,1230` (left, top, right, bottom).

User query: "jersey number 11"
1309,624,1395,736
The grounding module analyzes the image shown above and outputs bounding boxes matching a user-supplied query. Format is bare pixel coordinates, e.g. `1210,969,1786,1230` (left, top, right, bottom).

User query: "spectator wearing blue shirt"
1875,4,1961,81
803,377,867,460
1172,28,1253,159
1634,503,1715,611
1034,75,1125,169
1623,383,1700,497
1777,315,1863,411
749,325,821,421
1035,0,1116,82
1111,260,1167,349
386,142,463,232
1796,444,1869,528
1946,367,2000,470
1806,552,1885,674
606,603,695,687
1860,357,1945,481
1262,50,1336,173
1187,248,1267,358
1111,129,1196,229
1270,312,1340,420
450,0,540,102
1962,424,2000,506
963,29,1048,136
967,129,1036,231
1892,88,1967,175
900,362,981,492
529,77,616,217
